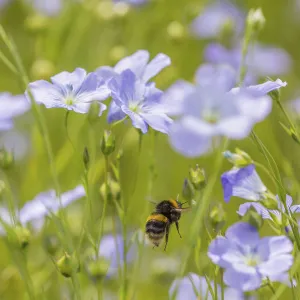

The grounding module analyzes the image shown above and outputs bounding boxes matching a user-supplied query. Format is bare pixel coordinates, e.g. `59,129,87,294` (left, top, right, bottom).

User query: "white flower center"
64,95,75,106
202,108,219,123
244,254,260,267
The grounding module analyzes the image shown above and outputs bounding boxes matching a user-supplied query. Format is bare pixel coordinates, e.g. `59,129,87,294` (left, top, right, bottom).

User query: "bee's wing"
173,207,191,213
145,196,158,205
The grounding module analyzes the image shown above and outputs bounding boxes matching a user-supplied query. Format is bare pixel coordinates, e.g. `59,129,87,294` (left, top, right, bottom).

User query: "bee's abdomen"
145,215,168,247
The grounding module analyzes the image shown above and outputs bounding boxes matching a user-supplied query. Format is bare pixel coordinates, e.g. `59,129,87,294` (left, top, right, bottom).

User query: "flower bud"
99,175,121,202
261,192,278,210
85,257,110,281
0,148,14,170
223,148,253,167
188,165,206,190
43,235,60,255
167,21,185,41
101,130,116,156
87,101,102,124
247,8,265,33
83,147,90,171
181,178,195,203
9,226,30,249
30,59,55,80
56,252,80,278
241,207,263,230
24,14,49,33
209,204,226,232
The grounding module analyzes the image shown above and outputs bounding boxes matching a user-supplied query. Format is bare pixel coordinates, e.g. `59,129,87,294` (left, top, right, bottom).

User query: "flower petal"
121,105,148,133
95,66,117,82
224,267,262,291
142,53,171,83
168,116,213,157
50,68,87,89
140,113,173,134
0,119,13,131
237,202,271,220
208,236,233,268
107,100,127,123
258,254,293,277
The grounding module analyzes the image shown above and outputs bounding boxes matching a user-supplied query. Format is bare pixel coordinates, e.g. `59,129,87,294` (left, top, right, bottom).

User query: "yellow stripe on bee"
168,198,179,209
146,214,168,223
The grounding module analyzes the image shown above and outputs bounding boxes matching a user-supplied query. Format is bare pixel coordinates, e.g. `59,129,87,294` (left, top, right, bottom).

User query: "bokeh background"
1,0,300,299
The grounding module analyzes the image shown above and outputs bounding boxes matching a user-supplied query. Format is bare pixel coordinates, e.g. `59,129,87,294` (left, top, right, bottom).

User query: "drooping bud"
101,130,116,156
188,165,206,190
181,178,195,203
83,147,90,171
56,252,80,278
85,257,110,281
0,148,14,170
223,148,253,167
209,204,226,232
43,235,60,255
9,226,30,249
247,8,265,33
241,207,263,230
99,174,121,202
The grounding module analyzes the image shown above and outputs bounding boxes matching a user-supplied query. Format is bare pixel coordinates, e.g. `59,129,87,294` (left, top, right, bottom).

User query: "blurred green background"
1,0,300,299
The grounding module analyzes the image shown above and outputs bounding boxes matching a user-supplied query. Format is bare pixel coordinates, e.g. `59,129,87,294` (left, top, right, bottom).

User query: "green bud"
101,130,116,156
0,148,14,170
95,1,115,21
43,235,60,255
223,148,253,167
181,178,195,203
113,3,130,18
24,14,49,33
247,8,265,33
56,252,80,278
209,204,226,232
99,174,121,202
188,165,206,190
261,192,278,210
85,257,110,281
167,21,185,40
9,226,30,249
241,207,263,230
30,59,55,80
83,147,90,170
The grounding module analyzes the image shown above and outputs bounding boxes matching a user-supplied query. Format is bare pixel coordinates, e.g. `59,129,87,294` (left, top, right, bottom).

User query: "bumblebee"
145,199,188,251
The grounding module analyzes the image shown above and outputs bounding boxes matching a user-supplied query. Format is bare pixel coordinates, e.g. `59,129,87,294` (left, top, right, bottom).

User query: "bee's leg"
164,223,170,251
175,221,182,238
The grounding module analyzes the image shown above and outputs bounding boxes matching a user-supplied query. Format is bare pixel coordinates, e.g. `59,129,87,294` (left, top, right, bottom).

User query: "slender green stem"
97,281,103,300
220,269,225,300
266,280,276,295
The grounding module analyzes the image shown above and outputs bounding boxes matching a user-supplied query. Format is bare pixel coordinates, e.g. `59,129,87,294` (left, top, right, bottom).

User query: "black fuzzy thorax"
155,200,181,224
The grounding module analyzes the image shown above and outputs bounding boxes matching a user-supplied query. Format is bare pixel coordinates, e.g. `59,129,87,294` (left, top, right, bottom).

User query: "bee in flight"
145,198,189,251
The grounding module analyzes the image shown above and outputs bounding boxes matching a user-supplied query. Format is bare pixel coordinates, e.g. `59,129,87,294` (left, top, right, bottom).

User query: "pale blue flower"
96,49,171,84
26,68,110,115
190,1,244,39
113,0,147,5
204,43,291,82
169,273,249,300
221,164,267,202
0,0,9,9
29,0,63,16
238,194,300,225
98,234,136,277
0,93,30,131
107,69,172,133
208,222,293,291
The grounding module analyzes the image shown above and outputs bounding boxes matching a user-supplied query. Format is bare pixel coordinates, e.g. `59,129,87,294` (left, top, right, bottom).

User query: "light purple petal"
208,236,232,268
286,195,293,209
168,116,213,157
0,119,13,131
290,204,300,213
224,288,246,300
121,106,148,133
258,254,293,277
140,113,172,134
107,100,127,123
32,0,63,16
114,50,150,78
268,273,296,287
95,66,117,82
224,267,262,291
225,222,260,248
0,93,30,119
51,68,87,89
142,53,171,83
237,202,271,220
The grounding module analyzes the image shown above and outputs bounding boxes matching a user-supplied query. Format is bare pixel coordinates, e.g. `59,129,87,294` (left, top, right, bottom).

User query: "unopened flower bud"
43,235,60,255
83,147,90,170
24,14,49,33
86,257,110,281
189,165,206,190
101,130,116,156
181,178,195,203
0,149,14,170
223,148,253,167
95,1,115,21
100,175,121,202
167,21,185,40
56,252,80,278
247,8,265,33
241,207,263,229
261,192,278,210
30,59,55,80
209,204,226,232
88,101,102,123
9,226,30,249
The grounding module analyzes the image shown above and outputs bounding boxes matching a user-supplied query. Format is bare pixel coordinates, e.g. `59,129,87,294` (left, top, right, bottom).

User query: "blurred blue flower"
107,69,172,133
169,272,249,300
113,0,147,5
204,43,291,82
208,222,293,291
27,68,110,115
96,49,171,84
238,194,300,223
190,1,244,39
0,93,30,131
168,66,279,157
221,164,267,202
0,0,9,9
98,234,136,277
28,0,62,16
